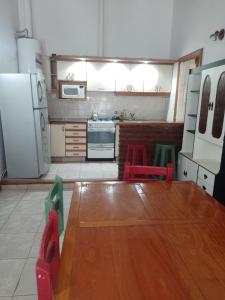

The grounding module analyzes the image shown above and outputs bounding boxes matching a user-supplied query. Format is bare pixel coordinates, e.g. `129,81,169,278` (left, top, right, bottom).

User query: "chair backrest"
125,144,148,166
123,163,173,181
45,175,64,236
36,209,60,300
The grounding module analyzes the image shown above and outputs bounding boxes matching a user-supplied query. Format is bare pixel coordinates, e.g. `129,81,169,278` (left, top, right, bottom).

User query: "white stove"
87,119,115,159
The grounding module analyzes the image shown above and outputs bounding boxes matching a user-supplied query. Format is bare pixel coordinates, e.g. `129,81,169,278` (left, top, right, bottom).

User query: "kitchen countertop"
115,120,183,126
49,117,87,124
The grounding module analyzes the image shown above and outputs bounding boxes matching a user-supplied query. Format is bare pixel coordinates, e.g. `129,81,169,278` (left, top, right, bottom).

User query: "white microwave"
59,81,86,99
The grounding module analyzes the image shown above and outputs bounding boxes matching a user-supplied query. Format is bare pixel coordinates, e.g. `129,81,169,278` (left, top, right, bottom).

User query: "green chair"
45,175,64,236
153,144,177,179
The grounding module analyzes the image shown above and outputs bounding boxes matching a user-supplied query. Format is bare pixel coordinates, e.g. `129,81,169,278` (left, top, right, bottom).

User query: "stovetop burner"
88,118,113,122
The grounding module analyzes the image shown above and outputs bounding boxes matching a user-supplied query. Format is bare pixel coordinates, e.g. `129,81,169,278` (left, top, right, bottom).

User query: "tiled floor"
0,188,73,299
41,162,118,180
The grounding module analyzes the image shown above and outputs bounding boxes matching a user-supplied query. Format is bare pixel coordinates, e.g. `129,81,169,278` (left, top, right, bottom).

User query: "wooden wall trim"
178,48,203,66
50,55,177,65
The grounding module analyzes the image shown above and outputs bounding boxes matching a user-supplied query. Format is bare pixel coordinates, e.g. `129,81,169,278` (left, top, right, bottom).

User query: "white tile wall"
48,91,169,120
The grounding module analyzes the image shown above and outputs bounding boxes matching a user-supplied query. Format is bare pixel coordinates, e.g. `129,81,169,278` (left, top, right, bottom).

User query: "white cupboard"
196,64,225,147
57,61,87,81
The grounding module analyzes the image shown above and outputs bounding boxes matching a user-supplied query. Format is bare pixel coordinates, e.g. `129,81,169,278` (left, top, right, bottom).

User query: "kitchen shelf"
114,92,170,97
186,129,196,134
188,114,197,117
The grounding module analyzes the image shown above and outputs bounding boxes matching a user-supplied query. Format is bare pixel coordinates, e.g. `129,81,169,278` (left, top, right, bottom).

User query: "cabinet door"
87,62,116,91
157,65,173,92
198,74,211,135
178,154,198,182
186,159,198,182
212,71,225,139
177,154,187,181
57,61,87,81
50,124,65,157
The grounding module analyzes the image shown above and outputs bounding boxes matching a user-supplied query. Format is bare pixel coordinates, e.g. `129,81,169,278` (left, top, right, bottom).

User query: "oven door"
88,129,115,146
87,129,115,158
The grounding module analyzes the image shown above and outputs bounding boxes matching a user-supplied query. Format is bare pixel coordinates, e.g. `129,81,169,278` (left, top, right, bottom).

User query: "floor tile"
21,191,48,202
0,233,35,259
15,198,44,215
0,259,25,297
29,232,42,258
0,199,19,216
0,191,25,202
13,295,37,300
0,214,43,234
13,295,38,300
0,215,9,231
14,258,37,296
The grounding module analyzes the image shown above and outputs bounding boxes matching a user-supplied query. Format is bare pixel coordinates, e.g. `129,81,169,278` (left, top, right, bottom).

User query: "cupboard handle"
202,186,206,190
204,174,208,179
208,102,211,110
211,102,214,110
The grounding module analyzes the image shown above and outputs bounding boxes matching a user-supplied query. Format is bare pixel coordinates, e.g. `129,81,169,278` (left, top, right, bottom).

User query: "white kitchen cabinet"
57,61,87,81
50,124,65,157
87,62,116,91
178,153,198,182
196,166,215,196
156,65,173,92
196,64,225,147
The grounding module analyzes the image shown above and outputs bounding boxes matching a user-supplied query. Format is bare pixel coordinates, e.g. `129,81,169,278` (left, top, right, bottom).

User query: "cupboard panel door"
50,124,65,157
212,72,225,139
198,75,211,134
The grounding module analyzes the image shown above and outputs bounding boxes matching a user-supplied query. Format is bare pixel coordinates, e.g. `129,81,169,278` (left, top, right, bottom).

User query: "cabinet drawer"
197,178,214,196
65,144,86,151
65,137,86,144
198,166,215,186
65,123,86,130
65,151,86,157
65,131,86,137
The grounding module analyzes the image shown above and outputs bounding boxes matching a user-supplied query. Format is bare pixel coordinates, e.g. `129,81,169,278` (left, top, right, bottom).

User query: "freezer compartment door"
34,108,51,175
31,72,48,109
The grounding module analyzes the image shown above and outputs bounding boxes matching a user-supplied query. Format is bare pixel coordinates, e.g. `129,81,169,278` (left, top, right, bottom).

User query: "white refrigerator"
0,73,50,178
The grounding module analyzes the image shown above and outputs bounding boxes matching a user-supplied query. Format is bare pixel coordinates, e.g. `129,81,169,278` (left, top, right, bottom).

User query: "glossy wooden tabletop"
54,181,225,300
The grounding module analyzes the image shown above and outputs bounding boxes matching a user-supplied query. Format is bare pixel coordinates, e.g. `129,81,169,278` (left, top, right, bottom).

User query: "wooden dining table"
54,181,225,300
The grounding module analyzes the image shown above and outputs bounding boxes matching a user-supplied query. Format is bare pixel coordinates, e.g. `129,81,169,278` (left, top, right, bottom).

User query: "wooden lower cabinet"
50,122,87,160
50,124,65,157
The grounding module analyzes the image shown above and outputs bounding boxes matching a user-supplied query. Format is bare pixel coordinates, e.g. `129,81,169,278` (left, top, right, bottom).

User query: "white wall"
0,0,19,72
171,0,225,64
31,0,174,58
31,0,100,56
103,0,173,58
0,0,19,176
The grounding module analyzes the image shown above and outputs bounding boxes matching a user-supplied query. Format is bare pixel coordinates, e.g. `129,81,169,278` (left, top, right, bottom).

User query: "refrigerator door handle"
37,81,43,103
40,112,45,131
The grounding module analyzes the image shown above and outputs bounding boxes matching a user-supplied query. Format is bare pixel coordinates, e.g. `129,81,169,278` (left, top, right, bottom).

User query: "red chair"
123,163,173,181
36,209,60,300
125,144,148,166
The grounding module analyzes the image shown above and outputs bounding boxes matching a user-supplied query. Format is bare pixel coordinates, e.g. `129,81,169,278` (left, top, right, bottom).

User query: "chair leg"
171,148,177,179
153,144,160,166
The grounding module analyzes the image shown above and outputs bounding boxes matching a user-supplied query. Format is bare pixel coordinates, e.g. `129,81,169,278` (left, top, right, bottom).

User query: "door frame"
173,48,203,121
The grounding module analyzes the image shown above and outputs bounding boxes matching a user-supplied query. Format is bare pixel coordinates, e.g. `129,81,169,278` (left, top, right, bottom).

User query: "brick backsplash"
48,91,169,120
